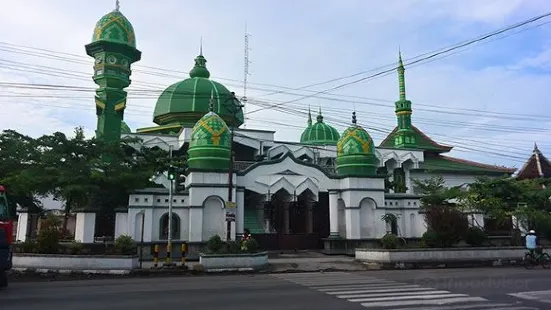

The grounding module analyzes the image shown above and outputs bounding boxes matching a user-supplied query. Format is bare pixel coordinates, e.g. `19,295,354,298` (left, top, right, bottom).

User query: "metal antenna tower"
242,23,251,127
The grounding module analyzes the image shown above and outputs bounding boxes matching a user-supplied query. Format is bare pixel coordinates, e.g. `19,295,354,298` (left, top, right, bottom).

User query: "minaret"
393,50,416,148
85,1,142,142
307,106,312,127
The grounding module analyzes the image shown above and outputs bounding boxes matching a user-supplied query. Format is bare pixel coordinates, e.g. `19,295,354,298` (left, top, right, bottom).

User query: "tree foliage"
0,128,182,222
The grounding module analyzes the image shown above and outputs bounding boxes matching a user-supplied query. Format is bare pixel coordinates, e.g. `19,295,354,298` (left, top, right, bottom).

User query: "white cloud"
1,0,550,168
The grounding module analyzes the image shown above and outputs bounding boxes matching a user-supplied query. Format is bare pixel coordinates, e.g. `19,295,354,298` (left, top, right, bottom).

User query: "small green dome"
336,112,378,176
187,111,231,171
300,109,340,145
121,121,131,134
92,9,136,48
153,54,244,129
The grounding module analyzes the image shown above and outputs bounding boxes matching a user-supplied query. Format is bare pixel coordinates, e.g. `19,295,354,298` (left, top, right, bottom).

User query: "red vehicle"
0,185,13,288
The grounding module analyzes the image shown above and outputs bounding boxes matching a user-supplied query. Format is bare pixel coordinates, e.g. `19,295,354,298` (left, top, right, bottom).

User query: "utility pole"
226,92,243,241
165,145,175,266
242,24,251,128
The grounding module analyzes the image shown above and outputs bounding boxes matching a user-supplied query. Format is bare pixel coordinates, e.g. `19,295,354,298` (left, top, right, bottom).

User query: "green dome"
121,121,131,134
92,9,136,48
153,54,244,129
300,109,340,145
187,111,231,171
336,112,378,176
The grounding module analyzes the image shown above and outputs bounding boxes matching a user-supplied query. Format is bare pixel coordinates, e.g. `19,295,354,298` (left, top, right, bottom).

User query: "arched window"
159,213,180,240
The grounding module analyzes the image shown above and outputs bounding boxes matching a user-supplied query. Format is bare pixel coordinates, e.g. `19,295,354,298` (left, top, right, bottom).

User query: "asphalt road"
3,268,551,309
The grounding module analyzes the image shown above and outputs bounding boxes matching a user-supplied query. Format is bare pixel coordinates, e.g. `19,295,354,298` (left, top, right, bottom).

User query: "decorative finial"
200,37,203,56
534,142,540,152
115,0,120,11
316,106,323,123
307,105,312,127
352,111,357,125
209,90,214,112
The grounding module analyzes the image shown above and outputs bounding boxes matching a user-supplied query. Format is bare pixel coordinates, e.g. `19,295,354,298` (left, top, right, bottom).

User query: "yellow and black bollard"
153,244,159,268
166,243,172,265
181,243,187,268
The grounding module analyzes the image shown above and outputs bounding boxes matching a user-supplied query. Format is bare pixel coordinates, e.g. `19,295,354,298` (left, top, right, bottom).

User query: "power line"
245,11,551,114
1,16,550,121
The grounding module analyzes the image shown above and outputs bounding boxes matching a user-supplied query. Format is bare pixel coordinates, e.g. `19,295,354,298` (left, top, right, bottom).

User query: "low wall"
355,247,549,269
199,252,268,272
13,253,139,271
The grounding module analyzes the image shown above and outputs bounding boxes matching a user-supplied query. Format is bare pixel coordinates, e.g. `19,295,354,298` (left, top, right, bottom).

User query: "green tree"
0,130,45,216
411,176,461,208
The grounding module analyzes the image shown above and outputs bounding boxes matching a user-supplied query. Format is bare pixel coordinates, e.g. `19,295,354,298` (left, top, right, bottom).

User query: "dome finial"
352,111,357,125
189,44,211,79
115,0,120,12
209,90,214,112
317,106,323,123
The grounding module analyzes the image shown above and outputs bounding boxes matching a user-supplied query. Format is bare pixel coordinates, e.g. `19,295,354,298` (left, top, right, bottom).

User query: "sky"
1,0,551,174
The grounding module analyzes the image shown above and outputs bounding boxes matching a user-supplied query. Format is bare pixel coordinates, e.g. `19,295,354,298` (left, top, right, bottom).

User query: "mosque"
43,4,519,253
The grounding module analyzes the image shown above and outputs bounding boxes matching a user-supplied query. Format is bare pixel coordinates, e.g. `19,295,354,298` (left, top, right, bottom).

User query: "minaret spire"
115,0,120,12
307,105,312,127
393,49,416,148
200,37,203,56
398,49,406,101
352,111,357,125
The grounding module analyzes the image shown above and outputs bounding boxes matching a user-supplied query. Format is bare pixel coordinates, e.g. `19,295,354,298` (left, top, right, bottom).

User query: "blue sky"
1,0,551,171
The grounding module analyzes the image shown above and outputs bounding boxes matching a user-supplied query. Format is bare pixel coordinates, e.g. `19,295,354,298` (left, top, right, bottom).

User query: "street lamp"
226,92,244,241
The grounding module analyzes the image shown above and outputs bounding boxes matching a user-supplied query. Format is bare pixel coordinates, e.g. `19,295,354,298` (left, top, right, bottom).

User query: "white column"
345,208,361,239
329,190,339,238
188,208,203,242
16,211,29,242
236,189,245,236
114,212,129,238
74,212,96,243
405,168,412,193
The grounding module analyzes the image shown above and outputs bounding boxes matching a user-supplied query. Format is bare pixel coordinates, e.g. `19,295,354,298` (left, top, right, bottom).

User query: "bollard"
181,243,187,267
166,243,172,265
153,244,159,268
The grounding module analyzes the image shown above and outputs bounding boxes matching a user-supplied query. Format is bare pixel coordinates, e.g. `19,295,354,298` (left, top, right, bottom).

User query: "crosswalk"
272,272,537,309
509,290,551,304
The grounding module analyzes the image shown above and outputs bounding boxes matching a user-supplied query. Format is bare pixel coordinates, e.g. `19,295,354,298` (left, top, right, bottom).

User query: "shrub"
206,235,225,254
381,234,399,249
463,227,487,247
420,230,442,248
36,227,61,254
20,240,37,253
424,205,468,247
114,235,136,255
65,240,84,255
241,238,259,253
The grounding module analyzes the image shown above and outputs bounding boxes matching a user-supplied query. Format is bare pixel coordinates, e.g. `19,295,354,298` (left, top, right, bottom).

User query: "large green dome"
336,112,378,176
153,53,244,129
300,108,340,145
187,110,231,171
92,8,136,48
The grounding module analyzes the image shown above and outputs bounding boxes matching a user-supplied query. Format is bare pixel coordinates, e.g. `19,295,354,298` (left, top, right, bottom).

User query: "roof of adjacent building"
516,143,551,179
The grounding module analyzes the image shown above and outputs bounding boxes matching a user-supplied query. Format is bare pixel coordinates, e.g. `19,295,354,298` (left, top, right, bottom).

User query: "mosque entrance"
246,189,330,251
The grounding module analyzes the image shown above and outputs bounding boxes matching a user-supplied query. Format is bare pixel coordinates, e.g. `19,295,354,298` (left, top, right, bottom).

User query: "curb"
360,258,527,270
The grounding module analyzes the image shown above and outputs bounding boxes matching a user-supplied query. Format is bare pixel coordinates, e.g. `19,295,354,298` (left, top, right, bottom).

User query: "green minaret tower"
393,51,416,148
85,1,141,142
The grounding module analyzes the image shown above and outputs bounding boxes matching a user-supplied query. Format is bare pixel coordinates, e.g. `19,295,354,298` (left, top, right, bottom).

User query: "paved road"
3,268,551,309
